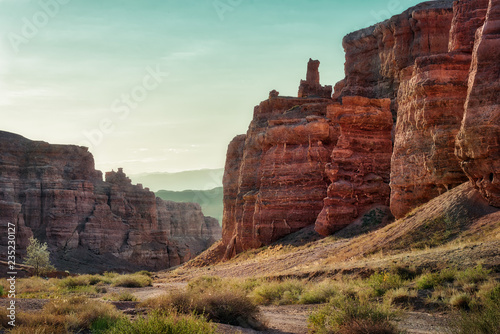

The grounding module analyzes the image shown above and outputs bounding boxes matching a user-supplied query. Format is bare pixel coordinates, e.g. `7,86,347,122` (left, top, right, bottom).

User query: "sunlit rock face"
0,131,221,272
455,0,500,207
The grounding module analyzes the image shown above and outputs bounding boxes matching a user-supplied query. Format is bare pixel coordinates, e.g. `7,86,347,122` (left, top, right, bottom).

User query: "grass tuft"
112,274,152,288
100,310,217,334
308,294,397,334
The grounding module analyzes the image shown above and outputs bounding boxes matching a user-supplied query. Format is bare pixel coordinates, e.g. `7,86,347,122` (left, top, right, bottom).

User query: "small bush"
16,277,57,298
308,294,397,334
449,293,472,310
299,280,338,304
456,265,491,285
112,274,152,288
143,288,260,329
384,288,418,306
250,279,305,305
0,284,5,297
367,272,405,297
416,268,456,290
101,310,217,334
6,296,123,333
58,276,89,289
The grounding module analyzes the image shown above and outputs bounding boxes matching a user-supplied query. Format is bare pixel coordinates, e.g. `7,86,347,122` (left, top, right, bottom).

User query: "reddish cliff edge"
0,131,221,273
219,0,499,259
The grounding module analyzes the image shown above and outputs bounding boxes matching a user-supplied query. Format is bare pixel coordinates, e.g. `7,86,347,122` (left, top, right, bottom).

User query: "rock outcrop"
0,132,221,272
221,61,395,257
298,59,332,98
221,92,336,258
316,97,393,235
456,0,500,207
219,0,500,259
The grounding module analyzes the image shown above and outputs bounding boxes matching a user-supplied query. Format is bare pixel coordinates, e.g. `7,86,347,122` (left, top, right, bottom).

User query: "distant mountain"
129,168,224,192
156,187,223,224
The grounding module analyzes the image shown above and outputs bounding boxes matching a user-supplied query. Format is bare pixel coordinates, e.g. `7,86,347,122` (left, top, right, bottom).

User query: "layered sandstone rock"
390,53,472,218
221,93,336,257
456,0,500,206
0,132,221,272
221,61,396,257
316,97,393,235
338,0,455,114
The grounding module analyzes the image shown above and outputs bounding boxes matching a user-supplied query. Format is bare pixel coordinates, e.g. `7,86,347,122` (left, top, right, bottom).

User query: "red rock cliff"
0,132,221,273
456,0,500,207
219,0,499,259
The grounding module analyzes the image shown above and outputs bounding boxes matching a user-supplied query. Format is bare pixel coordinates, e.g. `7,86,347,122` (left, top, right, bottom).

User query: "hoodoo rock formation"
220,0,500,259
0,131,221,272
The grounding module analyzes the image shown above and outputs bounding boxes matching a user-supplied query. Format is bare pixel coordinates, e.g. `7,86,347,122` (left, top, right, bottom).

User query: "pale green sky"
0,0,425,174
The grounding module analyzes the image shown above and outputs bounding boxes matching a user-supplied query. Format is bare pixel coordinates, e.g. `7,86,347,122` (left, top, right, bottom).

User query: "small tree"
24,237,55,276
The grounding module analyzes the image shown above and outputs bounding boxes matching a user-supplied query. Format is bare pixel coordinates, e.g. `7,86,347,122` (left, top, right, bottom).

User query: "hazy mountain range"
156,187,223,223
129,169,224,223
129,168,224,192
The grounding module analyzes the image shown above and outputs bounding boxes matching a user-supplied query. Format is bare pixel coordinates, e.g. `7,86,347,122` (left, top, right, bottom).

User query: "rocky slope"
0,131,221,272
217,0,500,259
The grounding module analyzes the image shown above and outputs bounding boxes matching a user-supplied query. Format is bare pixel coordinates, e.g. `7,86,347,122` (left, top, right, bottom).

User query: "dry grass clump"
100,310,217,334
308,294,397,334
299,279,338,304
3,296,123,333
142,276,261,329
250,279,305,305
383,287,418,307
112,273,152,288
367,272,405,297
15,277,58,298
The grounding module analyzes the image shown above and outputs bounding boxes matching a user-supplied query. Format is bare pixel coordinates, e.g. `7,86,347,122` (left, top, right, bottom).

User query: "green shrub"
299,280,337,304
367,272,405,297
308,294,397,334
416,268,456,290
101,311,216,334
0,284,5,297
250,279,305,305
7,296,123,333
112,274,152,288
456,265,491,285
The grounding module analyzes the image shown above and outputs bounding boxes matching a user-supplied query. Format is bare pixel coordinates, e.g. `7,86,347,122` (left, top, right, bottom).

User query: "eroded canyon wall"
220,0,499,258
0,131,221,272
